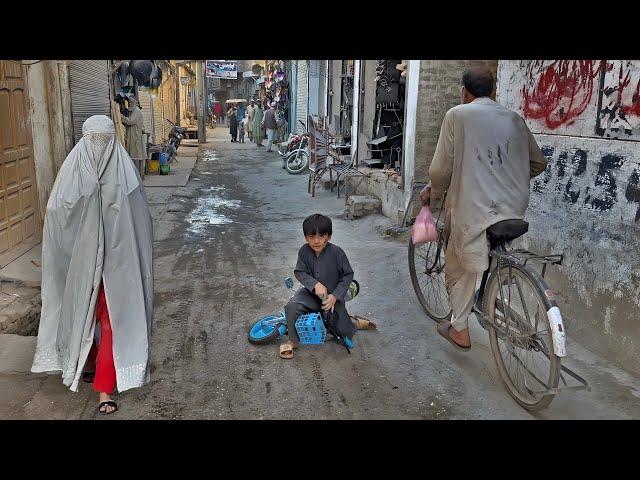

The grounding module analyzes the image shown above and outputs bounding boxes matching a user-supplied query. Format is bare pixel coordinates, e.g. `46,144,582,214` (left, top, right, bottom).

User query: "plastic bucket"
148,159,160,173
159,152,169,165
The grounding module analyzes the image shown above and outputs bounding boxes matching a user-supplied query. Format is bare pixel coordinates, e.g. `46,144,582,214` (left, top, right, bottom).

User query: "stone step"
344,195,382,219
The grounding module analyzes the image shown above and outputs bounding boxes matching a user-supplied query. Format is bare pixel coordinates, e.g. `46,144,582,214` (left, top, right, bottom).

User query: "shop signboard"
206,60,238,79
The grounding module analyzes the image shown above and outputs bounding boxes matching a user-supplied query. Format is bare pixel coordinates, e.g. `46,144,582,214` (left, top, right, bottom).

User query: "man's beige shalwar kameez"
429,97,548,332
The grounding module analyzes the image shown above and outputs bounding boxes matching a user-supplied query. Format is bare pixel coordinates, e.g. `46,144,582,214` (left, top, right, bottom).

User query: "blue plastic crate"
295,312,326,345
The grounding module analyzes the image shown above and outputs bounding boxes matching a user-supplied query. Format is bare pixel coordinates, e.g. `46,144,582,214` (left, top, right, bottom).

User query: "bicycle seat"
487,219,529,249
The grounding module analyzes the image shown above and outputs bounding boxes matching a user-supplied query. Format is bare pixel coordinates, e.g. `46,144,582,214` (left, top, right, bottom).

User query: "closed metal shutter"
295,60,308,133
69,60,112,144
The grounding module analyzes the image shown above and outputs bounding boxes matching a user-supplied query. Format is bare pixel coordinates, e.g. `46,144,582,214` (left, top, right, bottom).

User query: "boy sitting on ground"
280,214,372,359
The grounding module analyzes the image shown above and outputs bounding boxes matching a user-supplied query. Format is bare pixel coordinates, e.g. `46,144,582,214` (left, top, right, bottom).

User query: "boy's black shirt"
294,243,354,302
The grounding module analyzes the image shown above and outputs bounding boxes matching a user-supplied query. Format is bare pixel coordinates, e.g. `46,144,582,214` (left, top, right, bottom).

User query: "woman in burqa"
31,115,154,415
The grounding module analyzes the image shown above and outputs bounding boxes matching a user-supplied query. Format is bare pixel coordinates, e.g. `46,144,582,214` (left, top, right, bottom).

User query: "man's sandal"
97,401,118,415
279,343,294,359
351,315,377,330
436,321,471,352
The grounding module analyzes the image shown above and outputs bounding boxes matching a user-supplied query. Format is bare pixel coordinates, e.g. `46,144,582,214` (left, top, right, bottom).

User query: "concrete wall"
497,60,640,373
25,60,73,221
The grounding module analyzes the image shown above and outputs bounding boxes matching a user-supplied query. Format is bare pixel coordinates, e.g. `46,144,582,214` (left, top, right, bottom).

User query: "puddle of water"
201,150,218,162
187,186,241,234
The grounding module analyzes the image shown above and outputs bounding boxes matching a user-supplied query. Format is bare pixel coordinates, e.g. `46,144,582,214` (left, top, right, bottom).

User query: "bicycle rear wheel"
408,236,452,322
484,264,560,411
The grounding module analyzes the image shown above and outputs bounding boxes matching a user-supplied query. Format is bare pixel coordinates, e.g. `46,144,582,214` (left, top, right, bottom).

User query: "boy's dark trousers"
285,288,356,344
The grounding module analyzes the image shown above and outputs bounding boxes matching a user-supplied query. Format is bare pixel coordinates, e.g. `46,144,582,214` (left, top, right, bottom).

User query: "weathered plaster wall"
498,60,640,373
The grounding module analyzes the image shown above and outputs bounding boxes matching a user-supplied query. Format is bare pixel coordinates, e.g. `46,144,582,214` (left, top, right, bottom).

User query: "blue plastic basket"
295,312,326,345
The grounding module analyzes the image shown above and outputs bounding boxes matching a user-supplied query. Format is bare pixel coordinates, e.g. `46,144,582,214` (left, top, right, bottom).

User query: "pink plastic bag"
412,205,438,244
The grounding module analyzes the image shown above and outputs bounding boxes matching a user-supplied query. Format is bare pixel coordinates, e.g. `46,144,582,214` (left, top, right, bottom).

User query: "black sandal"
97,401,118,415
82,371,95,383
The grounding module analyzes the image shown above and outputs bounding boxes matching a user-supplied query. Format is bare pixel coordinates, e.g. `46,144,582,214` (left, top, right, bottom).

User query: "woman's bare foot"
98,392,117,414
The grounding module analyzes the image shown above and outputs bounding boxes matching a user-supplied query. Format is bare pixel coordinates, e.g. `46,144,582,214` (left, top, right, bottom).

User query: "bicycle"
247,277,359,353
405,182,589,411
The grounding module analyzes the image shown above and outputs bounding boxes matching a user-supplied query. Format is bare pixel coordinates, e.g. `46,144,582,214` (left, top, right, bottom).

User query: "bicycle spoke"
491,267,558,403
414,241,449,318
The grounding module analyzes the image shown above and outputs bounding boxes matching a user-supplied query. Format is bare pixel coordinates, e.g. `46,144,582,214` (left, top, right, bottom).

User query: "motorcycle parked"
162,119,185,164
278,120,309,175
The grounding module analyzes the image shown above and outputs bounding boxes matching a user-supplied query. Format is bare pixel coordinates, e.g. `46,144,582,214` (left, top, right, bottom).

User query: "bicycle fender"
547,306,567,357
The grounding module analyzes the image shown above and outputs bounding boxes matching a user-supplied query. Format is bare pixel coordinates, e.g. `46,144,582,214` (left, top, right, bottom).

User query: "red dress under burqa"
86,284,116,393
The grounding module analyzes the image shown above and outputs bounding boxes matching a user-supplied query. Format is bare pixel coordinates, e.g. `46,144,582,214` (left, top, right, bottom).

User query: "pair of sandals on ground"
81,369,118,415
279,315,377,359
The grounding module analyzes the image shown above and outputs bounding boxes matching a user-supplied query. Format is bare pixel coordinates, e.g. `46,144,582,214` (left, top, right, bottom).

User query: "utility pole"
175,61,181,126
196,60,206,143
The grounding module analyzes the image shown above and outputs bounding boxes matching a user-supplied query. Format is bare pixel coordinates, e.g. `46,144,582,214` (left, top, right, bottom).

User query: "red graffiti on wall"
625,80,640,117
521,60,609,129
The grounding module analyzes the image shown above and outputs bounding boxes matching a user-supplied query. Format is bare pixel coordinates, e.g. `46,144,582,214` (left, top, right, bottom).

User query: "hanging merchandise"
129,60,163,88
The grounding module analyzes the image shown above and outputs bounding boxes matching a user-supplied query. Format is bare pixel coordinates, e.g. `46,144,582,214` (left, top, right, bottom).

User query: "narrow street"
1,125,638,420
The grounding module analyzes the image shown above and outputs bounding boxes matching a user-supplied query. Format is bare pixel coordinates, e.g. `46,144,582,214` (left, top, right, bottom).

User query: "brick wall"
414,60,498,182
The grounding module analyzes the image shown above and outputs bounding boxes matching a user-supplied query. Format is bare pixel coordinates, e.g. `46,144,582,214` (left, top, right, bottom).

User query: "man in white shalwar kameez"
421,67,548,351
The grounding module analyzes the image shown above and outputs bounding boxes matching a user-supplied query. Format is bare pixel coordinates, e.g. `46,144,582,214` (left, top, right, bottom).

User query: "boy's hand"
314,282,328,299
322,294,337,312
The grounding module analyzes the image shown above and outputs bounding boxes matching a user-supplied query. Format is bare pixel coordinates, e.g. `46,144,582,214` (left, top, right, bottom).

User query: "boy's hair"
303,213,332,236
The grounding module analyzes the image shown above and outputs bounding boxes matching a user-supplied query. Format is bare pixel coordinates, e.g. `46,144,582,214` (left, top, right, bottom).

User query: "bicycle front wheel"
248,314,286,345
484,264,561,411
408,236,452,323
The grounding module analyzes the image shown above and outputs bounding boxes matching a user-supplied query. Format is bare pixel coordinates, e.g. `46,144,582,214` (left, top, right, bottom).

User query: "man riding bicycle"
420,67,548,351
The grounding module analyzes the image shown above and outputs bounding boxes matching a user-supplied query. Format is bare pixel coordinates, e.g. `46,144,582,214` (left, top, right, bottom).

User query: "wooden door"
0,60,41,267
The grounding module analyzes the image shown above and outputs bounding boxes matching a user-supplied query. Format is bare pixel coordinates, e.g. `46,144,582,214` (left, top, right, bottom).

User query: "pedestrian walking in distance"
263,101,279,152
253,100,265,147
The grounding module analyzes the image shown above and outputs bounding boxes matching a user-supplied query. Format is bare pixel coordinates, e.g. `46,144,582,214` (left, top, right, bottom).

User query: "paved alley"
2,126,640,420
